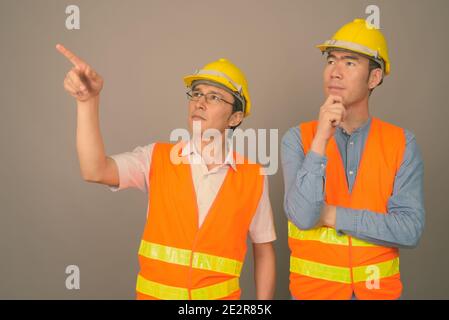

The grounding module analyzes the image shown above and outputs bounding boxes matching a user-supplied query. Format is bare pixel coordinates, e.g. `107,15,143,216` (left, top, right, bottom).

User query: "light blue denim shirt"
281,117,425,248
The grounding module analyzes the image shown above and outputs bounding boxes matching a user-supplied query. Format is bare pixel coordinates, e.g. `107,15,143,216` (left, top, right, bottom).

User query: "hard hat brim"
316,42,389,75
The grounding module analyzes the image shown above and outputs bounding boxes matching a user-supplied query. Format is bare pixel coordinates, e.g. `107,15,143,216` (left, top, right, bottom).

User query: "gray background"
1,0,448,299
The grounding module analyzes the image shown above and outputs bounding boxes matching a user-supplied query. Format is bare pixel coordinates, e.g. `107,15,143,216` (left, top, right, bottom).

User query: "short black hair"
229,96,244,130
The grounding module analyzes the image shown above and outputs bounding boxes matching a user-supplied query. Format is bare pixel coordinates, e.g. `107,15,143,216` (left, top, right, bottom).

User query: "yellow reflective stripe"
288,222,348,245
353,257,400,283
350,237,379,247
290,256,400,284
136,275,189,300
290,256,352,284
192,252,242,276
139,241,243,276
288,221,377,247
136,275,239,300
138,241,191,266
191,278,240,300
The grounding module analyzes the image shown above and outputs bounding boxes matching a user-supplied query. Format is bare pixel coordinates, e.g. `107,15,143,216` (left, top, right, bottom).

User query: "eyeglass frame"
186,89,235,107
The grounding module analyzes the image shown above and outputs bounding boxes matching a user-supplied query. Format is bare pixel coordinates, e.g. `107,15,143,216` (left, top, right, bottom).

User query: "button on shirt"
109,141,276,244
281,117,425,248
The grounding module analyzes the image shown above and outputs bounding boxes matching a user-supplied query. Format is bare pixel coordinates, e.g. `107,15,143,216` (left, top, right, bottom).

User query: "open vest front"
289,118,406,300
136,143,264,300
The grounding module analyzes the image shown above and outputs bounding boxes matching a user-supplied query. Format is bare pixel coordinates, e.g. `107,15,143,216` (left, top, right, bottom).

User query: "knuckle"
68,71,77,80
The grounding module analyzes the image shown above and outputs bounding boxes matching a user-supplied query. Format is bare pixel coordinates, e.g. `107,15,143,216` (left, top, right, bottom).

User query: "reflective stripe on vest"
290,256,400,284
136,275,239,300
139,240,243,276
288,221,378,247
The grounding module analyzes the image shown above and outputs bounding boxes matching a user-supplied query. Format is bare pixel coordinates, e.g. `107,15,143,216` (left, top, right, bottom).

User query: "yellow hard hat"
183,58,251,116
317,18,391,75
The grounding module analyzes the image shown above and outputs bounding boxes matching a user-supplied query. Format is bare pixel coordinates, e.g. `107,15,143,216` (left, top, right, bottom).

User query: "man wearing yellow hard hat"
56,44,276,300
281,19,424,299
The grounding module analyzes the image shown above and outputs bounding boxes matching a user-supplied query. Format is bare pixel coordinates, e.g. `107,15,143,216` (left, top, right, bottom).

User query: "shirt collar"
337,116,372,136
181,139,237,171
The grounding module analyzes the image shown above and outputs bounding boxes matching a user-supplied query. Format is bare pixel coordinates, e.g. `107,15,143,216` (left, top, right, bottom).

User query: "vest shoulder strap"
370,118,407,171
299,121,318,154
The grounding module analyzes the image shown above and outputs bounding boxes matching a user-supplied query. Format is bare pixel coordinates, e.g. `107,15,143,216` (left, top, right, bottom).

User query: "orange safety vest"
136,142,264,300
289,118,406,300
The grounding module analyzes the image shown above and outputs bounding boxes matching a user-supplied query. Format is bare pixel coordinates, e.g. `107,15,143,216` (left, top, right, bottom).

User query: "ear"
368,68,383,89
228,111,244,128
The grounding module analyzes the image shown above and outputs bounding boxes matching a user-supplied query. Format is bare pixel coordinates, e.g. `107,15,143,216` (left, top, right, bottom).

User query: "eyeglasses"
186,90,234,106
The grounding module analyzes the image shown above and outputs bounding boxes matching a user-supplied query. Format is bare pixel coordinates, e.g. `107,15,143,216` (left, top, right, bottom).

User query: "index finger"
56,44,86,68
325,94,342,105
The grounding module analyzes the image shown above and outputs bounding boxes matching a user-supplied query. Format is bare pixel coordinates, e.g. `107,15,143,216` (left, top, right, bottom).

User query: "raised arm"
56,44,118,186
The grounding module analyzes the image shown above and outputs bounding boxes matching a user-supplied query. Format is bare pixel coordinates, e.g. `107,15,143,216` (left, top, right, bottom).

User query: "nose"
194,95,207,110
330,62,343,80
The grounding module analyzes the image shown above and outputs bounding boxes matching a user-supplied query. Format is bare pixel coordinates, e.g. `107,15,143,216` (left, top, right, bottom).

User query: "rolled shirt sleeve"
108,143,155,193
249,175,277,244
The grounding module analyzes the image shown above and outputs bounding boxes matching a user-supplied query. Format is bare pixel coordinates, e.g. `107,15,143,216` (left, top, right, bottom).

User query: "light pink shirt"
109,141,276,243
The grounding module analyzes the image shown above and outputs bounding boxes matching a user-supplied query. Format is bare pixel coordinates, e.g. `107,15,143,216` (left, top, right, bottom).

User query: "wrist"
320,204,337,228
77,95,99,108
310,135,329,156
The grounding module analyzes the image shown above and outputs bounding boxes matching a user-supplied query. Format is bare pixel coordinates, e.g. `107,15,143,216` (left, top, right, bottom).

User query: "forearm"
310,134,328,156
76,96,107,181
253,242,275,300
336,132,425,248
281,127,327,230
284,152,326,230
336,207,425,248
